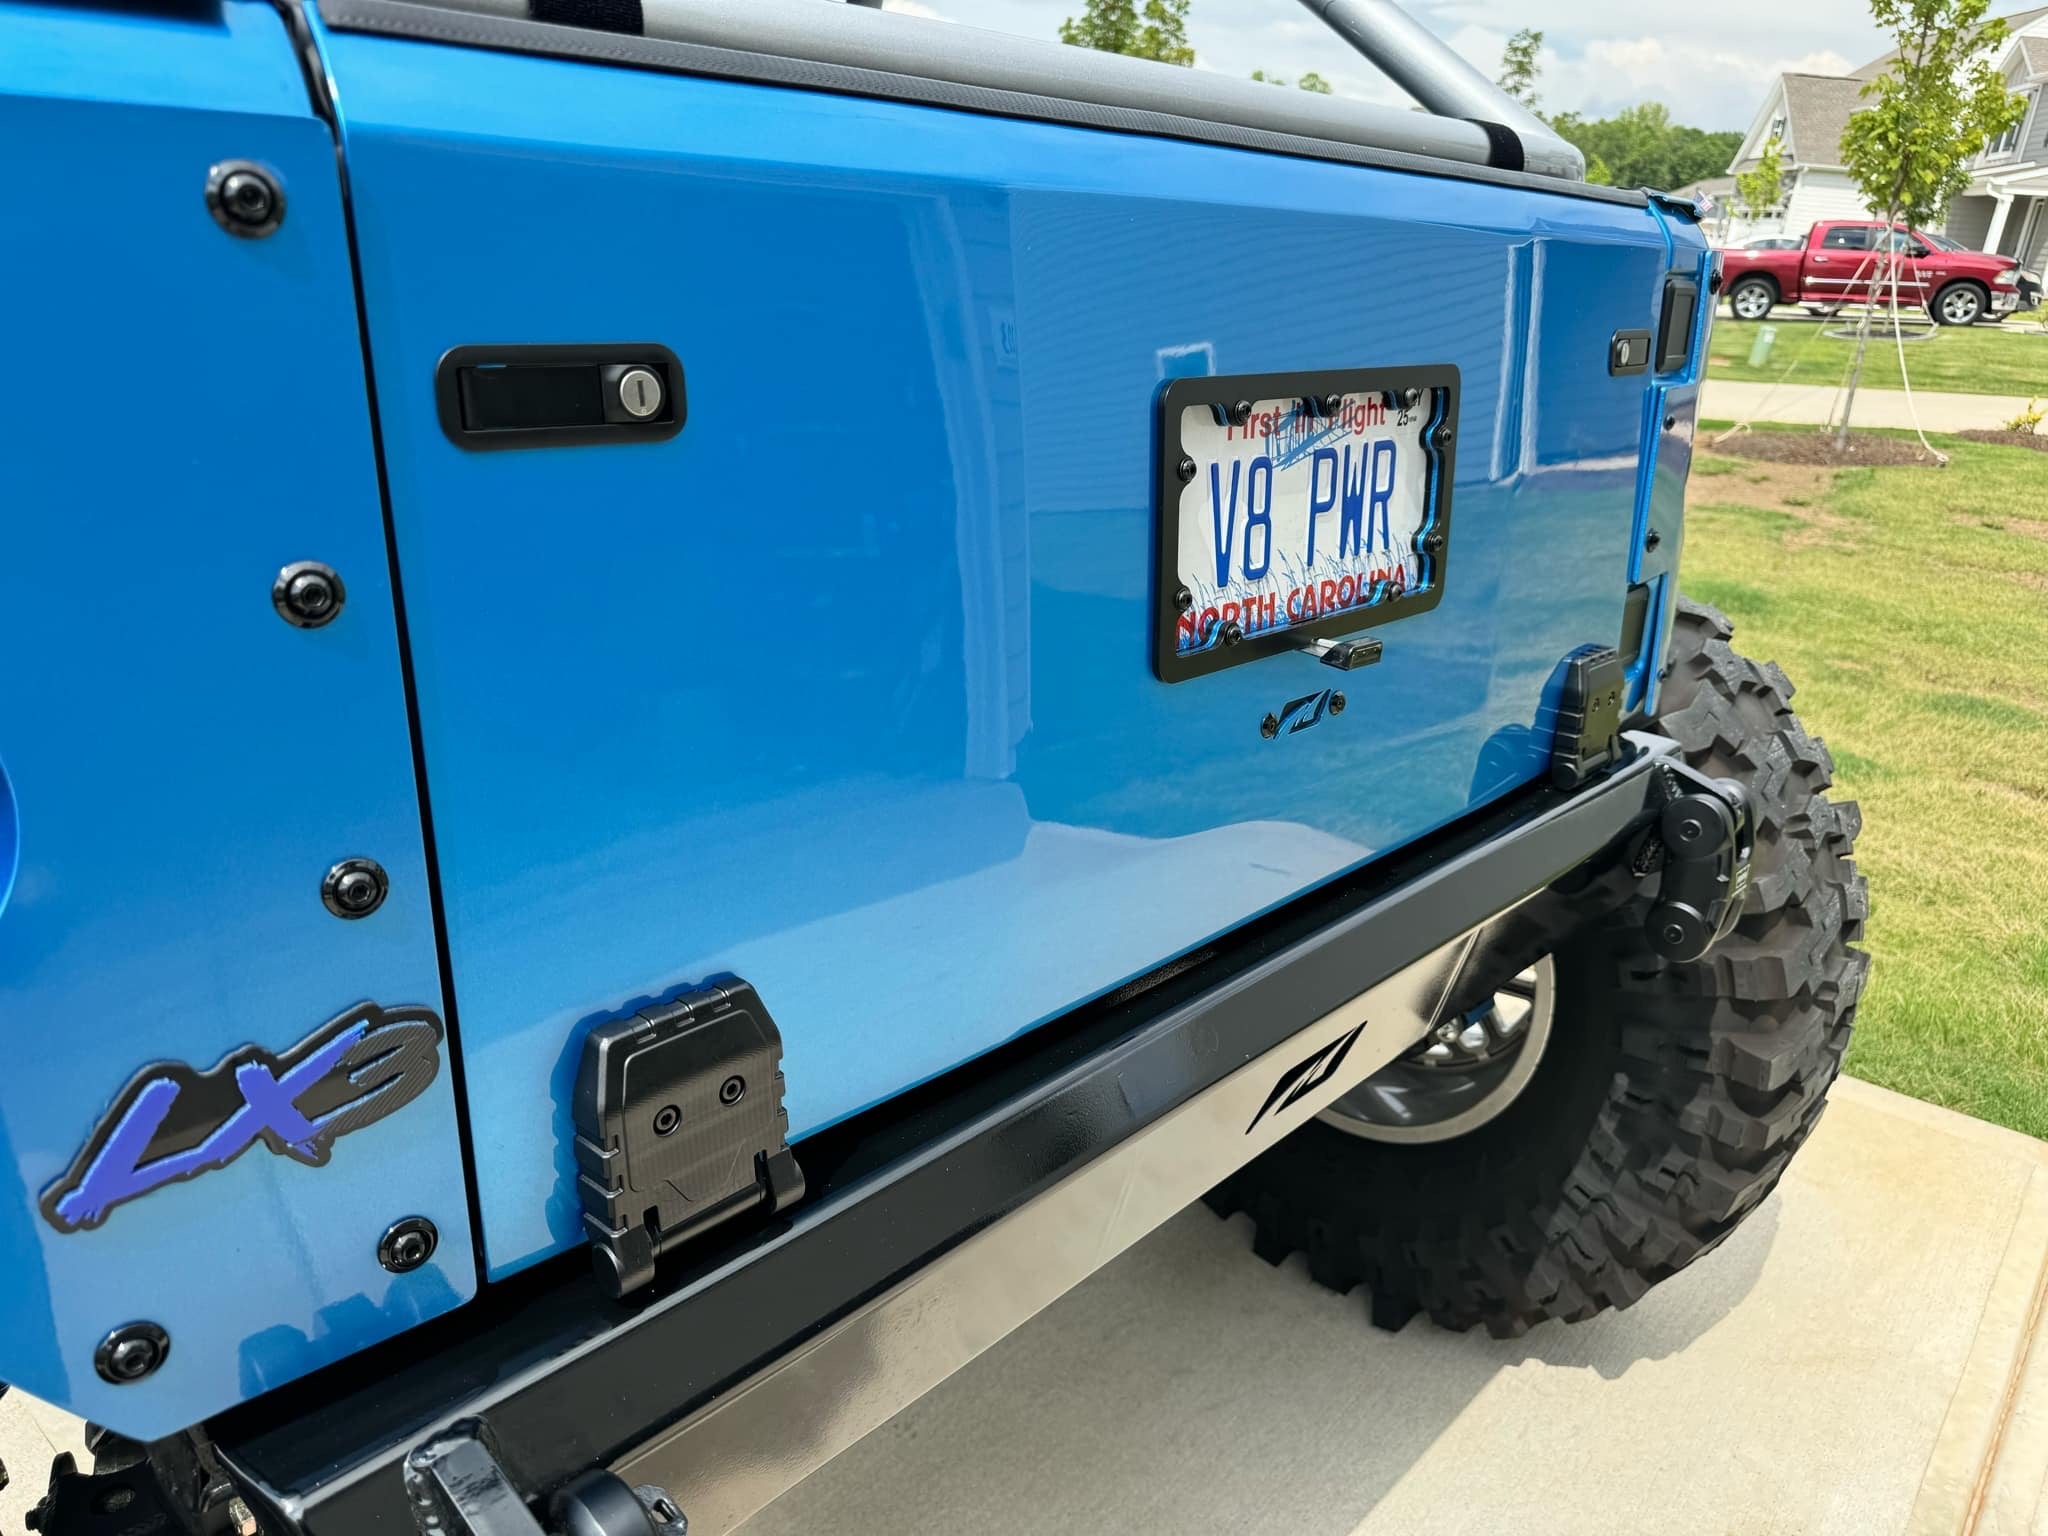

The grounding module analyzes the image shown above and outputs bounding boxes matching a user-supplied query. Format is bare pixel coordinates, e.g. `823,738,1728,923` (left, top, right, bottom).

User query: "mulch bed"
1697,430,1943,467
1957,429,2048,454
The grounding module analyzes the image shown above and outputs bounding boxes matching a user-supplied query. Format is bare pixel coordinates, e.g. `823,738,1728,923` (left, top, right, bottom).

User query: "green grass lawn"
1707,314,2048,399
1682,424,2048,1138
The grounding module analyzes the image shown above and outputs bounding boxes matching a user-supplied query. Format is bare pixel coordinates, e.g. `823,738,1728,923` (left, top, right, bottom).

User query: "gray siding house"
1945,25,2048,275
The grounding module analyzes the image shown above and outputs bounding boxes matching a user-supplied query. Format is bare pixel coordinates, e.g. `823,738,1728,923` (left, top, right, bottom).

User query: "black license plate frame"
1153,366,1459,683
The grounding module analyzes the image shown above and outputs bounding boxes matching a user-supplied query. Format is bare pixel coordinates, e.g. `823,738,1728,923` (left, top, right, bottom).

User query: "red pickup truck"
1719,219,2031,326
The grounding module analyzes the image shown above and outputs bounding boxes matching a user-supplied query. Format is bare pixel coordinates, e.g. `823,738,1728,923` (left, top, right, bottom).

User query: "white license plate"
1154,370,1456,682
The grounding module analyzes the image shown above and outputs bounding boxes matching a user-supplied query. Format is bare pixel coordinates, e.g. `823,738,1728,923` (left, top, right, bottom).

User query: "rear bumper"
215,735,1689,1536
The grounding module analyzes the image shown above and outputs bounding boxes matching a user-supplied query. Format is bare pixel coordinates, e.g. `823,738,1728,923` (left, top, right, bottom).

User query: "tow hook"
1637,762,1755,963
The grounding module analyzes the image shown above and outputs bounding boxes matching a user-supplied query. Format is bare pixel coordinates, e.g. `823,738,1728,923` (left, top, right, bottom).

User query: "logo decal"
42,1002,444,1232
1245,1023,1365,1134
1279,689,1333,736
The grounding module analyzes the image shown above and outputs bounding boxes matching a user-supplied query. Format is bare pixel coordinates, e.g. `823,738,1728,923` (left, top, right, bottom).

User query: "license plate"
1153,367,1458,682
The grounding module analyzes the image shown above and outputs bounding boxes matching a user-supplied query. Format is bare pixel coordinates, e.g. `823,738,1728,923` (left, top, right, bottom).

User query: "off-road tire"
1207,597,1869,1336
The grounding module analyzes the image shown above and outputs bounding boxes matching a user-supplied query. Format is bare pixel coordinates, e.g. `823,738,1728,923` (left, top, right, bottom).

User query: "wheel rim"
1733,286,1771,319
1318,956,1556,1144
1941,288,1980,324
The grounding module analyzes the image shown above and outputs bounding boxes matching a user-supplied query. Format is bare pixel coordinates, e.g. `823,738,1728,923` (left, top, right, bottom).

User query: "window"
1821,225,1874,250
1768,114,1786,144
1987,92,2033,157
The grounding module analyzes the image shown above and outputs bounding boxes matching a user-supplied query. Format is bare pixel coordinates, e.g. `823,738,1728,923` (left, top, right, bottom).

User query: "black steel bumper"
212,734,1711,1535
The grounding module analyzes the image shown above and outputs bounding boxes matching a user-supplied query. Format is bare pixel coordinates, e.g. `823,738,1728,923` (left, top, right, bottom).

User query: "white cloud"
930,0,1891,128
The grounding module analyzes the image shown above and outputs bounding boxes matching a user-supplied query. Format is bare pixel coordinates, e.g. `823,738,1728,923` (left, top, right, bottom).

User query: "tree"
1251,68,1332,92
1548,104,1743,191
1734,134,1784,222
1059,0,1193,65
1497,28,1542,110
1834,0,2025,447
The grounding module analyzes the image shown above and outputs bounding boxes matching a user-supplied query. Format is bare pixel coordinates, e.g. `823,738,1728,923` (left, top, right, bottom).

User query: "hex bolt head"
1176,454,1197,483
273,561,346,629
95,1322,170,1385
206,160,286,239
377,1216,439,1274
321,858,389,920
1259,714,1280,740
1328,692,1347,715
718,1074,746,1106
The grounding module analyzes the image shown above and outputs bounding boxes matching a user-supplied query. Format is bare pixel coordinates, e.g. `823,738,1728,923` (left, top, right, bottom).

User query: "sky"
875,0,1895,132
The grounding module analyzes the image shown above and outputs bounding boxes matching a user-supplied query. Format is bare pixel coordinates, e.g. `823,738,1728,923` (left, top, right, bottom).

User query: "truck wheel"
1207,597,1869,1336
1728,277,1776,320
1932,282,1986,326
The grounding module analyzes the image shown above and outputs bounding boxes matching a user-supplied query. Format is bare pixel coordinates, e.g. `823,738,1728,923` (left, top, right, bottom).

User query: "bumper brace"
211,733,1739,1536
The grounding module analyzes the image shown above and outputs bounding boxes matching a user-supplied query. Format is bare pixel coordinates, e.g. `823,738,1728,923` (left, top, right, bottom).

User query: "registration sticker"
1152,368,1457,682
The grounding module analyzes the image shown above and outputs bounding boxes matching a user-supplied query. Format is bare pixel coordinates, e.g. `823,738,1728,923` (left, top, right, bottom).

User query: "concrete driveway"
4,1078,2046,1535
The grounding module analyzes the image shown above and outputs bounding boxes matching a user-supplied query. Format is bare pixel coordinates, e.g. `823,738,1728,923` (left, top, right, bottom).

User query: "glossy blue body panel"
1629,208,1716,713
0,0,473,1439
315,21,1682,1277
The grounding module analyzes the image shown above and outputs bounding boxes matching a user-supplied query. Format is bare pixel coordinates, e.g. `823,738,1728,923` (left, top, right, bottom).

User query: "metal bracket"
405,1424,685,1536
1641,763,1755,963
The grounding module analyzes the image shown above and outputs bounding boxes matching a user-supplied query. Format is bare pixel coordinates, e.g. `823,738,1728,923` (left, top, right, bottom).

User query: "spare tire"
1206,597,1869,1335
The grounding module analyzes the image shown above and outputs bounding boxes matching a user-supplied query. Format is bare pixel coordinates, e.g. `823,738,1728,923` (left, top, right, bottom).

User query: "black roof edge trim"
311,0,1650,208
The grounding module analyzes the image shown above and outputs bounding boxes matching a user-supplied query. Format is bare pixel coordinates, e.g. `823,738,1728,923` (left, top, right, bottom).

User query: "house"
1717,74,1872,244
1713,8,2047,270
1942,16,2048,274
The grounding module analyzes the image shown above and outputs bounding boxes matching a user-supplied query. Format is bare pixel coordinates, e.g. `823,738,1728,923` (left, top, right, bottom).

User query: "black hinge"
1548,646,1627,789
573,977,803,1298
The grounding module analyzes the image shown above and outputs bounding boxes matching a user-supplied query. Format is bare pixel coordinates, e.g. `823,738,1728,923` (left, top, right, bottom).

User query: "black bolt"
1421,528,1446,555
1173,585,1193,614
1219,621,1244,647
377,1216,439,1274
321,857,389,920
1432,423,1454,450
1260,714,1280,740
1661,921,1688,948
1328,692,1347,715
718,1075,746,1106
1230,400,1252,426
1321,394,1342,416
1709,269,1725,294
1678,818,1704,842
206,160,285,239
1664,414,1678,431
1176,454,1197,483
652,1104,682,1135
95,1322,169,1385
1644,529,1663,553
273,561,346,629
